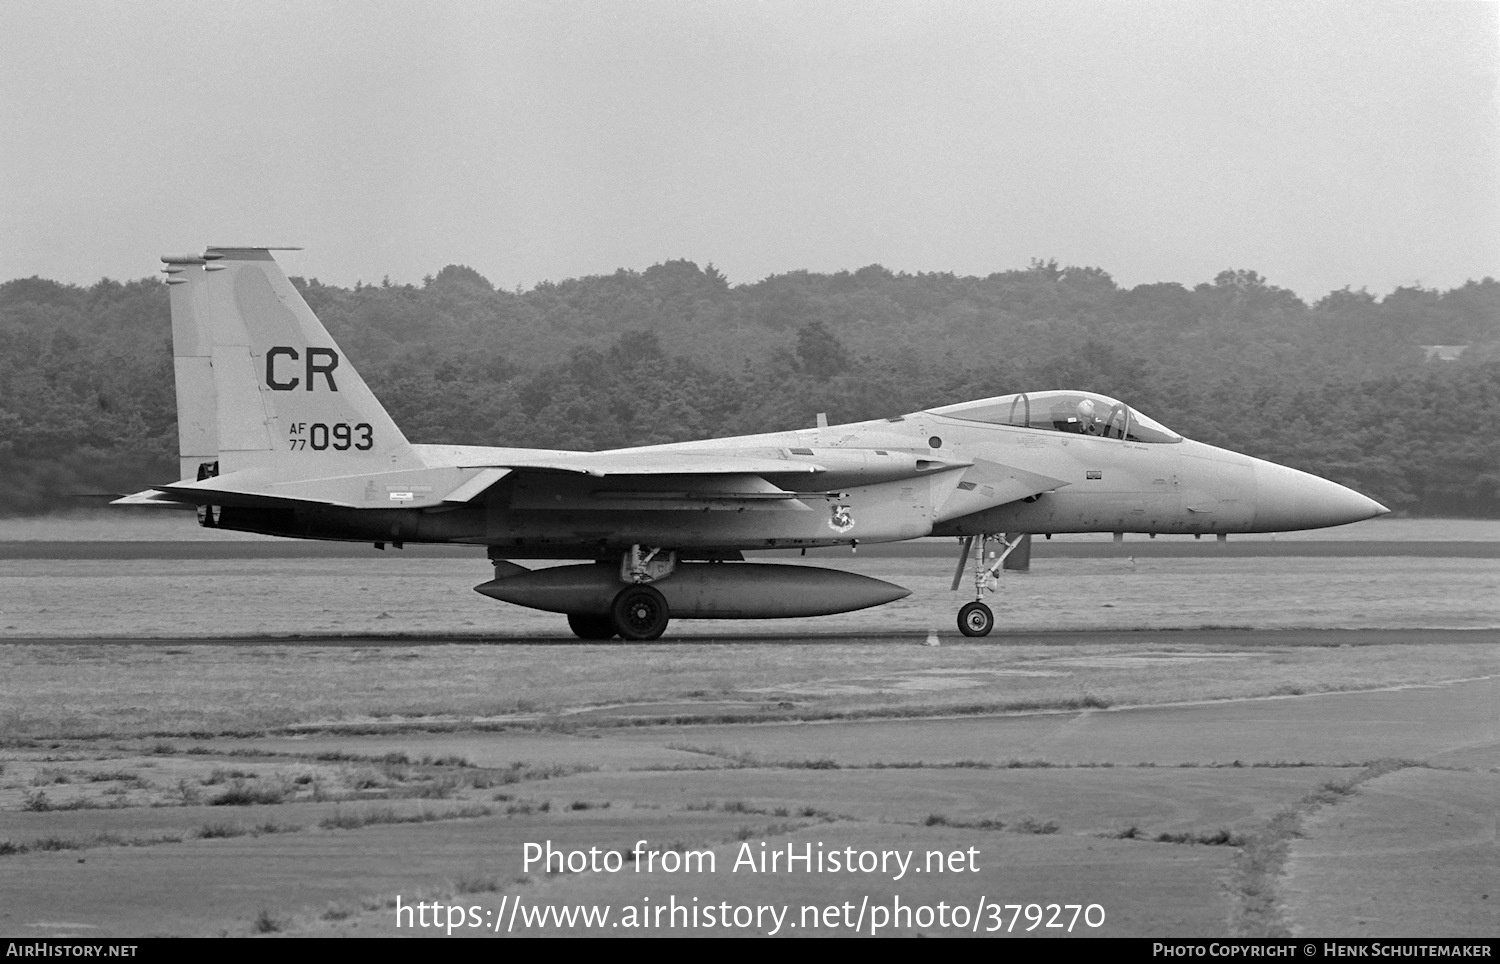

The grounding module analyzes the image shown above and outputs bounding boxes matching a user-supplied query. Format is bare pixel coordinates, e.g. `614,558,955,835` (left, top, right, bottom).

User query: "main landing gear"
566,546,675,641
611,584,669,641
566,613,616,640
951,534,1025,637
564,589,669,642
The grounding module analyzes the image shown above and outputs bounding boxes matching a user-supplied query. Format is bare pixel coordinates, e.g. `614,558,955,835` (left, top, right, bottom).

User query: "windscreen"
929,391,1182,443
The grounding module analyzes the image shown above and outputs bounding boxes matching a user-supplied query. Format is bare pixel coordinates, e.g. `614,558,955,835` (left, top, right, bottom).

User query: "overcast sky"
2,0,1496,299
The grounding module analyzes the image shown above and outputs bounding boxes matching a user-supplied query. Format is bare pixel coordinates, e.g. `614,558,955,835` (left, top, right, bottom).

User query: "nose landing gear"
951,533,1025,637
958,600,994,636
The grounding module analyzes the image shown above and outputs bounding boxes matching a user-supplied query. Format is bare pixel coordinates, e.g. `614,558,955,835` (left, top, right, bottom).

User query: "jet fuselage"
201,417,1383,553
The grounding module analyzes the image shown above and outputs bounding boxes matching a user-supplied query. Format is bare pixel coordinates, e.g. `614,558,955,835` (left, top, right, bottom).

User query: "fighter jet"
117,247,1389,640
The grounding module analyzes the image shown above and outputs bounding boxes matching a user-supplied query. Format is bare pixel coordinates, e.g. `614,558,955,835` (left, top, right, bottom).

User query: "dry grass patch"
318,804,493,830
0,638,1489,740
1,830,186,856
1229,759,1423,937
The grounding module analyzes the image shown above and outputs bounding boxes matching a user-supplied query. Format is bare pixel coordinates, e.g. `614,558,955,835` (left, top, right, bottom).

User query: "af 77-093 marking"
117,247,1389,640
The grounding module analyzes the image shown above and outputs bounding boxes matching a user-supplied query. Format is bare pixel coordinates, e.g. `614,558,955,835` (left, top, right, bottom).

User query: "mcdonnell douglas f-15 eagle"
117,247,1389,639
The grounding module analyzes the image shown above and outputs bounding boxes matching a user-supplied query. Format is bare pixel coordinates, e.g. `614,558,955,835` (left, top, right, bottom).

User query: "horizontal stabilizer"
110,489,197,508
156,478,360,509
441,468,512,503
152,464,515,510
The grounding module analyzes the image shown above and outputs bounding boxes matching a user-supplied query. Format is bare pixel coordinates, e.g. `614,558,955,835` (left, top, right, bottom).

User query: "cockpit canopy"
928,391,1183,444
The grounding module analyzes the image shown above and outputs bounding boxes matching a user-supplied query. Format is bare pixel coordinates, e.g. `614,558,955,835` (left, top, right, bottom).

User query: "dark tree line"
1,260,1496,516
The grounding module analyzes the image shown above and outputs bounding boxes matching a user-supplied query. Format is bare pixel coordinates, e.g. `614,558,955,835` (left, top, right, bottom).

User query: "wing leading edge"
116,450,1068,514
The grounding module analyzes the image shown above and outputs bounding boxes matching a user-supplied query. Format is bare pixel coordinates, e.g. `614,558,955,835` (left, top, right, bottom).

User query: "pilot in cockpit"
1052,397,1100,434
1076,398,1102,435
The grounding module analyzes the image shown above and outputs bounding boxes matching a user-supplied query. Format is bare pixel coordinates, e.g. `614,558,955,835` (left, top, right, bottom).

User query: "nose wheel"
950,533,1025,638
958,601,994,637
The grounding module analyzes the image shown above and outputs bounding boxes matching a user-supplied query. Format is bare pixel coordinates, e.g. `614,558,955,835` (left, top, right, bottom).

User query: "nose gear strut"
951,533,1025,637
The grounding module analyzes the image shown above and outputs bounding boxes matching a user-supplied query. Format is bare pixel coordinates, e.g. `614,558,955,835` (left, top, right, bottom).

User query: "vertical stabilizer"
163,247,422,478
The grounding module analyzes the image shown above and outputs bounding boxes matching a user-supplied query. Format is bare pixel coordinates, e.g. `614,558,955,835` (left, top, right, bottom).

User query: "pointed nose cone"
1252,460,1390,532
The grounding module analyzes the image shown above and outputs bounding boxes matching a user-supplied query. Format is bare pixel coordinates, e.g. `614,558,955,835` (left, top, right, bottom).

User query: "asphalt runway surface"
8,527,1494,638
9,628,1496,646
3,540,1496,559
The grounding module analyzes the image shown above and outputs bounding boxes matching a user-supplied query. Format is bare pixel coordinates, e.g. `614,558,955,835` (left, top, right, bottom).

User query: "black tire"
611,584,670,641
957,601,994,637
566,613,617,640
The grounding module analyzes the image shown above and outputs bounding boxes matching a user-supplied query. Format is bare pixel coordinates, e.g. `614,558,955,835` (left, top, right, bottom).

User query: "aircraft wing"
113,450,1011,514
463,447,973,489
114,455,832,513
461,450,829,478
